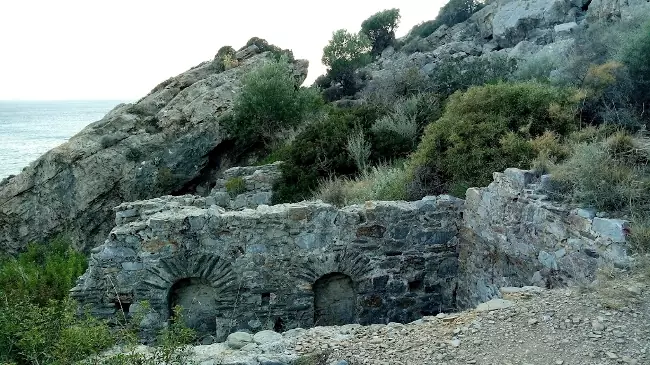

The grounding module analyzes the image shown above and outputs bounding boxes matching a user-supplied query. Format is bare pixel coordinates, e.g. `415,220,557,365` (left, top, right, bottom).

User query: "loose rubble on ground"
163,270,648,365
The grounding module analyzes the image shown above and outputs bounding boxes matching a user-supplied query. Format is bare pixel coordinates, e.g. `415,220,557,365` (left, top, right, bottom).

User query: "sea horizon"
0,100,128,179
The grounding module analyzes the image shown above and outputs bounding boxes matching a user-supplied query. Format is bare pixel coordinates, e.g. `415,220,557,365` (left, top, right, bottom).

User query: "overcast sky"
0,0,445,101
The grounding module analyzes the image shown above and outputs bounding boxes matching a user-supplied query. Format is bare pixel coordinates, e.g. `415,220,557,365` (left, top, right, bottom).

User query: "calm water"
0,100,124,179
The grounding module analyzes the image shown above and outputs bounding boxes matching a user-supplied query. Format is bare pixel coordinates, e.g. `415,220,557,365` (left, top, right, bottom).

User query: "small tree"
436,0,483,28
228,57,318,148
361,8,401,56
322,29,372,95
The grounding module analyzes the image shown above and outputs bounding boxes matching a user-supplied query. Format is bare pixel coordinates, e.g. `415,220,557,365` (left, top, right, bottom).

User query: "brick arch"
136,252,236,320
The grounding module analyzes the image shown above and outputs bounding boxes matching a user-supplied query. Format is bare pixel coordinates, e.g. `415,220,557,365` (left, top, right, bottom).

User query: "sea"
0,100,125,180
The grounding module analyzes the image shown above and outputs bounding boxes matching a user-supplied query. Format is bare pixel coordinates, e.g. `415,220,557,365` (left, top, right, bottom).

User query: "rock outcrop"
0,49,308,254
209,162,283,210
360,0,649,99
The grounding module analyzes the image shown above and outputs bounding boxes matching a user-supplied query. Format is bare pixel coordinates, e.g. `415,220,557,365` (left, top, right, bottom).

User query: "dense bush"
213,45,238,72
430,55,517,97
314,163,408,206
408,20,440,40
361,67,431,104
225,58,322,149
370,93,443,159
550,17,650,127
409,82,579,197
272,106,382,203
0,238,197,365
241,37,295,61
360,8,401,56
549,134,650,213
0,238,113,365
620,21,650,117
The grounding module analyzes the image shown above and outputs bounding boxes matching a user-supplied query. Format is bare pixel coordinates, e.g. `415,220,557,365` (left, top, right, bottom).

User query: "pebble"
528,318,539,325
592,320,605,331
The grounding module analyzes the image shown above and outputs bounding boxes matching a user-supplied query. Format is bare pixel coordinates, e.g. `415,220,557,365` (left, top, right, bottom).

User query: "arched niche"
313,272,357,326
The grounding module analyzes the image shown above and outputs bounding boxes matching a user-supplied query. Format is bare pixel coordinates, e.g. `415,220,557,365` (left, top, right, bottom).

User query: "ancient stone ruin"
71,165,633,341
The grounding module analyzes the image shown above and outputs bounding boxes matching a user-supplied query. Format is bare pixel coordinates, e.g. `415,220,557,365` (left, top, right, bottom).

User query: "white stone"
253,330,283,345
476,298,515,312
227,332,253,349
592,218,629,242
554,21,578,33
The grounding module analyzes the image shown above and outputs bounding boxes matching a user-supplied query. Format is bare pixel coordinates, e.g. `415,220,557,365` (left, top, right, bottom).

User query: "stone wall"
208,162,282,210
72,166,635,342
71,196,464,340
458,168,632,307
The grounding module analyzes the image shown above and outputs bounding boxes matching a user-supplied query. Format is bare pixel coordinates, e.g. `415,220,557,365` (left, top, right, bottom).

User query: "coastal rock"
0,48,308,253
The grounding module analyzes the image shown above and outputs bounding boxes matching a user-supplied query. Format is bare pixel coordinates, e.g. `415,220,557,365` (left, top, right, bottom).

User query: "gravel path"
289,272,649,365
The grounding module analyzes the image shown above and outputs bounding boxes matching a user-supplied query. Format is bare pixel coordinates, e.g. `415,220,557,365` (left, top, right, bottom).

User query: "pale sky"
0,0,445,100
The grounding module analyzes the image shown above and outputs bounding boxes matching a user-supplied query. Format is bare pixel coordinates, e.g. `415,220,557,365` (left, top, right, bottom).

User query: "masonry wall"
71,195,464,340
458,168,632,307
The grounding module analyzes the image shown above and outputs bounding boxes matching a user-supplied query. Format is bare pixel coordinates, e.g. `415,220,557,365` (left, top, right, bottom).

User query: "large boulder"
0,50,308,253
490,0,576,47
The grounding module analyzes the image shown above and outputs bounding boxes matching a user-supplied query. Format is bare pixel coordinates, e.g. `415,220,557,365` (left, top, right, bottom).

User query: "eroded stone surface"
72,197,464,340
0,50,307,254
459,168,632,307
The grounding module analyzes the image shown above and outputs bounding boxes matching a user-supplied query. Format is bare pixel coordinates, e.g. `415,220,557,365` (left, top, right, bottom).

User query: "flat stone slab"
476,298,515,312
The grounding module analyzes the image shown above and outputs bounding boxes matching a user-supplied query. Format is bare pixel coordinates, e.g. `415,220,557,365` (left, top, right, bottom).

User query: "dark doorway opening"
168,278,219,334
313,273,357,326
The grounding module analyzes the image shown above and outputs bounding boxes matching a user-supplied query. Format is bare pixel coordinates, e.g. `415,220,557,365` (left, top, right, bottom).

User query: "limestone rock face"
0,51,308,253
490,0,575,47
586,0,650,21
360,0,649,100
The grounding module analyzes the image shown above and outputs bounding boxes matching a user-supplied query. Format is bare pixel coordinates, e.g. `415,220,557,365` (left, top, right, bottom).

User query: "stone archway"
168,277,220,333
313,273,356,326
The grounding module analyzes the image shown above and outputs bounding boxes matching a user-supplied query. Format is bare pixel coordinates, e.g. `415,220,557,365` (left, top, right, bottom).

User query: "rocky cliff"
360,0,650,97
0,48,308,254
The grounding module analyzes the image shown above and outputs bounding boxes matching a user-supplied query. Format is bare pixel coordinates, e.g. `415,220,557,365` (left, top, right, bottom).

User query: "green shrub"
321,29,372,97
241,37,294,61
409,82,578,197
513,52,563,82
429,55,517,97
620,21,650,116
225,177,247,197
408,20,440,39
361,8,401,56
549,140,650,212
226,57,322,148
0,238,115,365
213,46,237,72
568,125,617,144
362,67,430,104
0,237,87,304
273,106,382,203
